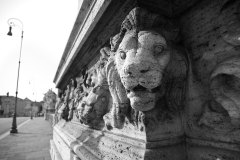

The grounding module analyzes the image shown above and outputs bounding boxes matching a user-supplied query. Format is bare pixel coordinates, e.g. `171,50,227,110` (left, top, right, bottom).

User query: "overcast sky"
0,0,78,101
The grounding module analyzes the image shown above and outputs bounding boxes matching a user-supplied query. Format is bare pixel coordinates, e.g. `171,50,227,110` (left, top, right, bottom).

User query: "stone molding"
54,0,112,87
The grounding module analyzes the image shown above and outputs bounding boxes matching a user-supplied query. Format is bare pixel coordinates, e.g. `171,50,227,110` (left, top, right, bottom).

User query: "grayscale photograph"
0,0,240,160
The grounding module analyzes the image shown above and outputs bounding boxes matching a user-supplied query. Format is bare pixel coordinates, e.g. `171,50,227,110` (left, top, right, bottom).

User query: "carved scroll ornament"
199,56,240,129
198,3,240,130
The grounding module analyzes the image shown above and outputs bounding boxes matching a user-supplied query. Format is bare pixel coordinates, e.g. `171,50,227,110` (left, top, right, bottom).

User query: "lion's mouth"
126,85,160,94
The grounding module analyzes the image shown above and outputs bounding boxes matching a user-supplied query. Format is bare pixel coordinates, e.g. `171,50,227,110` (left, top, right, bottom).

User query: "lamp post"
30,104,33,119
7,18,24,134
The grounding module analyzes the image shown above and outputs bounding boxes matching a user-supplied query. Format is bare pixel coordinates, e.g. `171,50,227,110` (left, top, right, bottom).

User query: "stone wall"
180,0,240,159
51,0,240,159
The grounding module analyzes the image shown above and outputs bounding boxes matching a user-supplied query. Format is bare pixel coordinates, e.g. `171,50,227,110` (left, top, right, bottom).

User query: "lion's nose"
140,68,149,73
124,64,136,76
124,63,151,76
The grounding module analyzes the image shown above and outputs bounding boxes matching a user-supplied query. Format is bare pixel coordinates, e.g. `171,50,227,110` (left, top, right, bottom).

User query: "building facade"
0,95,42,117
51,0,240,159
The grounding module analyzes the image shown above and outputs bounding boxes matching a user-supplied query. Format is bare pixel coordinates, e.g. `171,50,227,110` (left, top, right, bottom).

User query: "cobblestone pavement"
0,117,30,135
0,117,52,160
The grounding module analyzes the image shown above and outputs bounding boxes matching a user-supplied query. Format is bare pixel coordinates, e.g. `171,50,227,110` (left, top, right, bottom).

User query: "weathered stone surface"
52,120,185,160
179,0,240,158
51,0,240,159
52,5,187,159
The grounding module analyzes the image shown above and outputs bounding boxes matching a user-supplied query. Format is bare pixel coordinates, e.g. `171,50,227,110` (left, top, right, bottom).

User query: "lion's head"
110,7,182,112
114,30,170,111
77,48,110,129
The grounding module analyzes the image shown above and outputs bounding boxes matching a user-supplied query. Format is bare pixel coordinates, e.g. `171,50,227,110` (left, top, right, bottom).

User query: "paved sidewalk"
0,117,52,160
0,117,30,135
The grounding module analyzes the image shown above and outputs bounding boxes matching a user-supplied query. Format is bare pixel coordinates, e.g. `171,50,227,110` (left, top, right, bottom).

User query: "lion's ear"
110,34,121,52
110,34,119,52
110,28,127,52
100,47,110,59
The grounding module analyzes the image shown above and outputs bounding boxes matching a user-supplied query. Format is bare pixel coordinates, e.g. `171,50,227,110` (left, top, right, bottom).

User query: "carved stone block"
51,0,240,159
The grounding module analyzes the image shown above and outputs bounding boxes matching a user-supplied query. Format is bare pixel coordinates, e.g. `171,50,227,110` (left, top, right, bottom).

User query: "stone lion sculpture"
74,7,187,131
104,7,188,130
77,48,112,129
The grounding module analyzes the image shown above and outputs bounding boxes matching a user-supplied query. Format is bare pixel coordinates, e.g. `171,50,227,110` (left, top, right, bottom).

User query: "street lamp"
30,104,33,119
7,18,24,134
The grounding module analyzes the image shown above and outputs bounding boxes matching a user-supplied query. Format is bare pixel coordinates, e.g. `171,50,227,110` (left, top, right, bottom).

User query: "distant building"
43,89,56,113
0,94,42,117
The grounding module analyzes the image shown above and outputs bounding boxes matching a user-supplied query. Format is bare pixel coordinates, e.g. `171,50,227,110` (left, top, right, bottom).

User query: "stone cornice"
53,0,112,88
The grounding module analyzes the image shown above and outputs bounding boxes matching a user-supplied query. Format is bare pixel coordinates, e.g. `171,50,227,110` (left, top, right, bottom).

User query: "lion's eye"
154,45,164,54
119,50,126,60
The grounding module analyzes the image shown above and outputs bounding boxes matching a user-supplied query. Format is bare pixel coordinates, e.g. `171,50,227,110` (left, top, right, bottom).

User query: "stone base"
50,125,80,160
50,120,240,160
50,120,187,160
186,138,240,160
50,140,63,160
